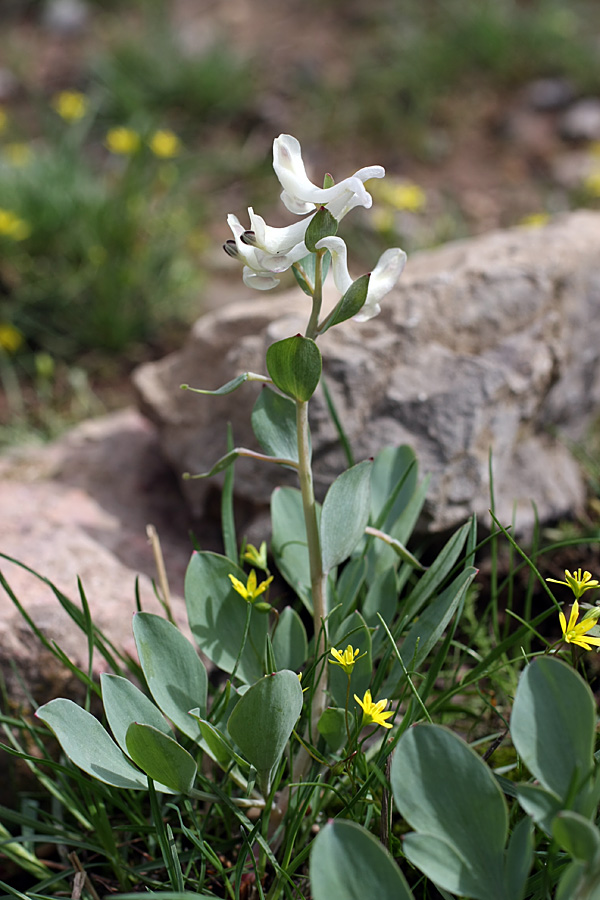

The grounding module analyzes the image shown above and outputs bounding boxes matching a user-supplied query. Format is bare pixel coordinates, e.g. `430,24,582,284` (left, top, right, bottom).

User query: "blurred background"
1,0,600,442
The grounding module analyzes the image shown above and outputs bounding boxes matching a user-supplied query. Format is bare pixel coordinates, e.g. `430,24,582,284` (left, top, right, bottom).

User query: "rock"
560,98,600,142
133,211,600,538
0,409,198,706
41,0,89,34
523,78,575,112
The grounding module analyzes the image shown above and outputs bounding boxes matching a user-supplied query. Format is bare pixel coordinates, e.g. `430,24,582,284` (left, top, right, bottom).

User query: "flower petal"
315,236,353,294
273,134,385,219
355,248,407,322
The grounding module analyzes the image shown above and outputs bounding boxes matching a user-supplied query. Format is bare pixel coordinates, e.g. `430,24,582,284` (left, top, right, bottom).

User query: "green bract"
266,335,322,402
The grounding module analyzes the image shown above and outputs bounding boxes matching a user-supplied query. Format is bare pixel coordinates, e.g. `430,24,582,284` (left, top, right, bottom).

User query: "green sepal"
305,207,338,253
319,274,370,335
266,335,322,402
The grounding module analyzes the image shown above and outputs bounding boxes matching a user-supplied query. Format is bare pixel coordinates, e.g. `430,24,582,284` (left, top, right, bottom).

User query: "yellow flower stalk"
559,599,600,652
52,91,87,122
329,644,363,675
105,127,141,156
149,129,181,159
354,689,394,729
228,569,273,604
547,568,600,600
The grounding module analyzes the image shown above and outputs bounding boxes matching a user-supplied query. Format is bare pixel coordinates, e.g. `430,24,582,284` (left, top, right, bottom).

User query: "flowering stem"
296,400,327,668
305,250,325,340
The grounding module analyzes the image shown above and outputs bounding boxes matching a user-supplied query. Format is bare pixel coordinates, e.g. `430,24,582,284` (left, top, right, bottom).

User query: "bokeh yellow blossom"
52,90,87,122
149,129,181,159
371,178,426,212
520,212,550,228
4,143,32,167
0,323,23,354
0,208,31,241
584,171,600,198
105,127,141,155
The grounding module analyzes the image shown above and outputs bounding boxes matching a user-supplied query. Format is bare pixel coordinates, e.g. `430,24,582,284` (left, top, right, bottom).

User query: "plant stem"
296,400,327,674
305,251,324,340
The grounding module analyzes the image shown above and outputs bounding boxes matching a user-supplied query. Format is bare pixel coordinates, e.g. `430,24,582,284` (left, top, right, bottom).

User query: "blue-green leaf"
310,820,414,900
321,460,372,573
126,723,197,794
36,698,148,790
133,612,208,739
185,552,267,684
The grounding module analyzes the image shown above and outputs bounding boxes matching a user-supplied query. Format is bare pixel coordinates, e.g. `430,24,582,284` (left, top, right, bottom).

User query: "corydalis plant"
221,133,407,754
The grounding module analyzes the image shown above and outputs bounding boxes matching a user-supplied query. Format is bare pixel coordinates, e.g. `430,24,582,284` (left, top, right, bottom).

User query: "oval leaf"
101,673,171,757
321,460,372,573
126,723,197,794
36,698,148,790
272,606,308,672
391,723,508,899
227,669,303,795
266,335,322,402
184,552,267,684
133,612,208,739
251,387,300,463
310,819,414,900
511,656,596,802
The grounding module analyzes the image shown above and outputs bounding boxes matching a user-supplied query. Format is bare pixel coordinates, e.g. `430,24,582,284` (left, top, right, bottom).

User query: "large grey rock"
133,211,600,536
0,409,198,705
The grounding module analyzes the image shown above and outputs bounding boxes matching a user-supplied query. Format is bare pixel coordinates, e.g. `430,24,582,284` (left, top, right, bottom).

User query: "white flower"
225,212,310,290
273,134,385,219
315,236,407,321
247,206,313,255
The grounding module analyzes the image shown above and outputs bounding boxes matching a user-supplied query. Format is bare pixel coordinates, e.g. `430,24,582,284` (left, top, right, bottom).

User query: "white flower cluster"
225,135,406,321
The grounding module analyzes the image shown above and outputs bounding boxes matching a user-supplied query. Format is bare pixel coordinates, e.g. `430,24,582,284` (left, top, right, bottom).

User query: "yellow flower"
583,171,600,198
371,178,426,212
242,541,268,572
559,599,600,652
547,568,600,600
105,127,141,156
0,323,23,354
520,212,550,228
52,90,87,122
149,129,181,159
329,644,363,675
228,569,273,604
354,689,394,729
4,143,32,167
0,208,31,241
